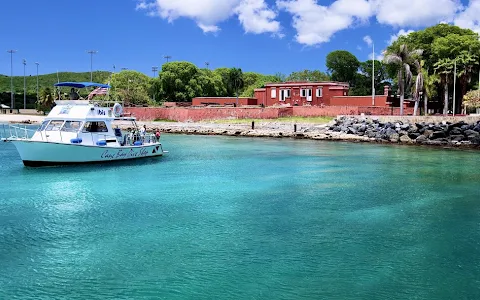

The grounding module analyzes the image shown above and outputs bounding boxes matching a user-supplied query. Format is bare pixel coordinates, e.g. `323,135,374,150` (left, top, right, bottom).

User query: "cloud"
372,0,461,27
235,0,281,35
388,29,415,44
136,0,281,35
363,35,373,47
136,0,480,47
276,0,373,46
454,0,480,34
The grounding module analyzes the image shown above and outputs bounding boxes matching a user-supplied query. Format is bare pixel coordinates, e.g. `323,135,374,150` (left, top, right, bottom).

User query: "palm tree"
412,60,424,116
456,51,478,112
228,68,244,106
434,58,454,115
384,44,423,115
423,70,439,115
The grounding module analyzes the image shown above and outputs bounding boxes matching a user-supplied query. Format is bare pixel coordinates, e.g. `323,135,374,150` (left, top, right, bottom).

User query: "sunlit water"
1,134,479,299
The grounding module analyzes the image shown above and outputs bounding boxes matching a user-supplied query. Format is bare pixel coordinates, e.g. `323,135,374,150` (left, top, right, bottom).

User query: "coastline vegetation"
2,24,480,117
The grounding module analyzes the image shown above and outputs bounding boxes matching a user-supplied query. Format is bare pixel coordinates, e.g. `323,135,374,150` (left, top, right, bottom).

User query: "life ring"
113,103,123,117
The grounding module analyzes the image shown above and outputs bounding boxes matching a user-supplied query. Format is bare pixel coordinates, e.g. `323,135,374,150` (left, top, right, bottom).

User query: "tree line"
7,23,480,114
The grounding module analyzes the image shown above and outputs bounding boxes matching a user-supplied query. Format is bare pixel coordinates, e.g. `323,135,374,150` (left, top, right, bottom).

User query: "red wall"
125,107,290,122
192,97,257,106
330,96,389,106
125,106,415,121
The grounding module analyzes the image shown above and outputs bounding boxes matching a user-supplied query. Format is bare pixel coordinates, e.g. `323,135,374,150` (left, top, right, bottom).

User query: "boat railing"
1,124,36,141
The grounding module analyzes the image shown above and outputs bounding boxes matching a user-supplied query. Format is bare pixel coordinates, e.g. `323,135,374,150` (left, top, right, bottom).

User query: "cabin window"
45,120,64,131
61,121,83,133
316,88,323,97
82,121,108,133
37,120,49,131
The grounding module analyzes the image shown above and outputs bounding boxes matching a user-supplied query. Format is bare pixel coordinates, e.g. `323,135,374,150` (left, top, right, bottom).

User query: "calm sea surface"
0,134,479,299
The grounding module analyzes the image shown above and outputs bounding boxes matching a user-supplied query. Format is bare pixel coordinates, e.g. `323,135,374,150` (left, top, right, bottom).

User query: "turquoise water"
1,134,480,299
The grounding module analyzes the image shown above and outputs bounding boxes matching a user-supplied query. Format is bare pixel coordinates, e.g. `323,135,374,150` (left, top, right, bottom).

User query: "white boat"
2,82,167,167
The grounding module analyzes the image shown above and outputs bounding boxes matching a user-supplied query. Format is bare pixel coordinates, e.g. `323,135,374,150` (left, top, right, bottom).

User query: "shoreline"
2,114,479,150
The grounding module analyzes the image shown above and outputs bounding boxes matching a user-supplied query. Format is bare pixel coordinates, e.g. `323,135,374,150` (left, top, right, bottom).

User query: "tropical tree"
412,60,424,116
228,68,244,106
286,70,330,82
36,87,55,113
110,70,152,106
434,58,454,115
423,70,439,115
326,50,360,85
463,90,480,111
384,44,423,115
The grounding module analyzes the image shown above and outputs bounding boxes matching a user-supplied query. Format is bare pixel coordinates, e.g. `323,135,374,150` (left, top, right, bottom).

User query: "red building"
254,81,349,107
192,81,414,109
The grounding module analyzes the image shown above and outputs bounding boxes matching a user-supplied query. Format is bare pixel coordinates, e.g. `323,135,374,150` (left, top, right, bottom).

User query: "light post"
113,64,116,73
35,62,39,103
7,50,17,109
164,55,171,63
205,62,210,69
152,66,158,102
86,50,98,82
23,59,27,109
453,58,457,116
372,42,375,106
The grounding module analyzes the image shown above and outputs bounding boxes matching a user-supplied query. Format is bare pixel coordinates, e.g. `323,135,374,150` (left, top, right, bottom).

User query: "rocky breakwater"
328,116,480,147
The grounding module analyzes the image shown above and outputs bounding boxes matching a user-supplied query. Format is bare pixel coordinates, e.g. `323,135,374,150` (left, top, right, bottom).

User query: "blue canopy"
54,82,111,89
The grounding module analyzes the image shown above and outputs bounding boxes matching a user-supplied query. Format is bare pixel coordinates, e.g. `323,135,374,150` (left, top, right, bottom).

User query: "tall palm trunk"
399,68,404,116
443,81,449,115
424,93,428,115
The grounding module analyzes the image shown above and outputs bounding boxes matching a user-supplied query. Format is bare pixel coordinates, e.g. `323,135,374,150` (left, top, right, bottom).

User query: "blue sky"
0,0,476,78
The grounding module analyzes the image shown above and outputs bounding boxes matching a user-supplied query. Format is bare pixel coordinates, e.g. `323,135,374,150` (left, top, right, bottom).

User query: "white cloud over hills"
136,0,480,46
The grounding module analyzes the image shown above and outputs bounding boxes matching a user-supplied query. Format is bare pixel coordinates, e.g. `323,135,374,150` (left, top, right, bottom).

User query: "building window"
82,121,108,133
301,89,306,97
280,89,291,101
316,88,323,97
271,88,276,98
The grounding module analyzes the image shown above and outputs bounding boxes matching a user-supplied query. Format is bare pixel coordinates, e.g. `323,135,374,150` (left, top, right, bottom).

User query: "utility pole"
23,59,27,109
35,62,40,103
86,50,98,82
7,50,17,109
113,64,116,73
152,66,158,77
164,55,171,63
152,66,158,102
205,62,210,69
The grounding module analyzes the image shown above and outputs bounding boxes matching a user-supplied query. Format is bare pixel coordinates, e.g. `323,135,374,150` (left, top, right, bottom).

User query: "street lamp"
86,50,98,82
205,62,210,69
35,62,39,104
7,50,17,109
23,59,27,109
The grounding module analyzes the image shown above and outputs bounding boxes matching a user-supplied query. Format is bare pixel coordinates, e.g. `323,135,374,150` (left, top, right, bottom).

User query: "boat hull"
10,140,165,167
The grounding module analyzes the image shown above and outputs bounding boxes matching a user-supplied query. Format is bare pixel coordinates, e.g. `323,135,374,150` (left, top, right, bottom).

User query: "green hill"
0,71,111,109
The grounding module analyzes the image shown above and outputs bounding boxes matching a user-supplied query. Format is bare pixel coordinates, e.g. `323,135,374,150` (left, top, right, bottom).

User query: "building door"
307,89,312,102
